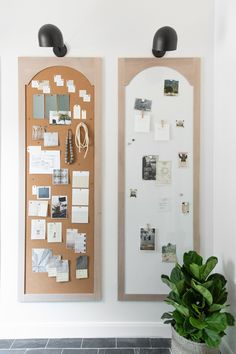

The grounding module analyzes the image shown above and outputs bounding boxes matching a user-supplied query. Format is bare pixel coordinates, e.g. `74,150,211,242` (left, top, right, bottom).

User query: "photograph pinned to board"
32,248,52,272
47,222,62,243
56,260,69,282
44,132,59,147
37,186,51,200
164,80,179,96
52,169,69,185
51,196,68,219
47,255,62,277
142,155,158,180
140,226,156,251
49,111,72,125
72,171,89,188
134,112,150,133
176,120,185,128
178,152,189,168
162,243,177,263
76,255,88,279
32,125,45,140
156,161,172,185
134,98,152,112
28,200,48,217
182,202,190,214
154,121,170,141
71,206,89,224
31,219,46,240
130,189,137,198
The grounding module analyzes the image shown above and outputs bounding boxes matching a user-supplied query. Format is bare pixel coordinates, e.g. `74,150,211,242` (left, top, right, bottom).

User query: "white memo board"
118,58,201,301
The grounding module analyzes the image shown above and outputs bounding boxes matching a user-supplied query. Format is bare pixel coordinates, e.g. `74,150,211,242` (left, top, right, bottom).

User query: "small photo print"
32,125,45,140
178,152,189,168
52,169,69,185
130,189,137,198
140,227,155,251
51,195,68,219
142,155,158,180
49,110,71,125
37,186,51,200
134,98,152,112
162,243,177,263
176,120,184,128
164,80,179,96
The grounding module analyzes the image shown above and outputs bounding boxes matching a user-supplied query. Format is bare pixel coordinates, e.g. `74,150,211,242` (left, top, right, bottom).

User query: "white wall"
214,1,236,352
0,0,214,338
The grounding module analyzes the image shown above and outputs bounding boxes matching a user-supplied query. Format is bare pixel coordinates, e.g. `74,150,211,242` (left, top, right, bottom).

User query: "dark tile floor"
0,338,171,354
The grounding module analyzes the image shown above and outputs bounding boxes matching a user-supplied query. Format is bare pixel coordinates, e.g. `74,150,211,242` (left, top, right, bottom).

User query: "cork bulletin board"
118,58,200,301
18,58,102,302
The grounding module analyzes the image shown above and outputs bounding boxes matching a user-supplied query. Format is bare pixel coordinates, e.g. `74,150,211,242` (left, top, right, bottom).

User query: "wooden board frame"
18,57,102,302
118,58,201,301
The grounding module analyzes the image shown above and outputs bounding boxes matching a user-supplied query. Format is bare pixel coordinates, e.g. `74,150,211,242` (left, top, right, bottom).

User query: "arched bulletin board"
118,58,200,301
18,57,102,302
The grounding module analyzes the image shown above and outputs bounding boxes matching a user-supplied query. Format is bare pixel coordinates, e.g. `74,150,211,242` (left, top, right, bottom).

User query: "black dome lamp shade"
152,26,178,58
38,24,67,57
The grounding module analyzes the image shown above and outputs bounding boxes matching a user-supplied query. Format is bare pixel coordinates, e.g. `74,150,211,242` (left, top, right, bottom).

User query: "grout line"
45,338,50,349
81,338,83,349
115,338,117,348
9,339,15,350
61,349,64,354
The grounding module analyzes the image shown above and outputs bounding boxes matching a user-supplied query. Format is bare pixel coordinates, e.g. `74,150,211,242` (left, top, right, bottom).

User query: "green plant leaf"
163,319,174,324
225,312,235,326
189,263,201,280
208,303,228,313
161,275,179,294
172,310,185,324
165,299,189,317
170,266,185,283
167,291,181,304
203,328,221,348
183,317,196,334
161,312,172,320
205,312,227,332
200,256,218,281
189,316,207,329
183,251,203,268
208,273,227,287
191,280,213,305
176,279,186,295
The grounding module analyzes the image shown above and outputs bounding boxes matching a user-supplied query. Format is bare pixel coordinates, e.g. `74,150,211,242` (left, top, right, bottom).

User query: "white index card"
83,94,91,102
72,171,89,188
72,188,89,206
81,110,86,119
154,122,170,141
31,80,39,88
66,80,74,87
47,222,62,243
28,200,48,217
56,79,64,87
68,85,75,93
54,75,62,82
72,206,89,224
79,90,86,97
44,132,59,147
134,113,150,133
73,104,81,119
56,260,69,282
31,219,46,240
32,185,37,195
74,233,86,253
43,86,51,94
29,150,60,174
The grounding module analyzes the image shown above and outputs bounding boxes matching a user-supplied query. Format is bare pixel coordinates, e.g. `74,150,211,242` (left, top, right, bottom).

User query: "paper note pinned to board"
154,122,170,141
134,113,150,133
29,150,60,174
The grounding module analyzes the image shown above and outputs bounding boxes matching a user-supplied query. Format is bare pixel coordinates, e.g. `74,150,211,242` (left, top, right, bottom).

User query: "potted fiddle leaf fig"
161,251,235,354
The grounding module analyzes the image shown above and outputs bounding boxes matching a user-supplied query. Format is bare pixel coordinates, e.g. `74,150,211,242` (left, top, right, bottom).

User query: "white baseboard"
220,339,234,354
0,321,171,339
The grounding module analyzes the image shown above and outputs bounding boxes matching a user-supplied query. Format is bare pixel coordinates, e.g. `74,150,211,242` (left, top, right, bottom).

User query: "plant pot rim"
171,325,212,348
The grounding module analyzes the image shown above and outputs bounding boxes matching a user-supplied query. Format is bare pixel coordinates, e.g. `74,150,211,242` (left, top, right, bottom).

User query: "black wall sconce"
38,24,67,57
152,26,178,58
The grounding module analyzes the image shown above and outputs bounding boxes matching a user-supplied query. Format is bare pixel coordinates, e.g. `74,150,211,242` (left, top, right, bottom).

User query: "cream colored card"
44,132,59,147
72,171,89,188
154,122,170,141
28,200,48,217
72,189,89,206
47,222,62,243
71,206,89,223
157,161,172,185
31,219,46,240
134,113,150,133
47,255,61,277
81,110,86,119
74,233,86,253
73,104,81,119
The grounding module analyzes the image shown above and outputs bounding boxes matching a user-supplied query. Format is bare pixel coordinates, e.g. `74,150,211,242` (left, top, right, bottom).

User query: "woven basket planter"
171,326,220,354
